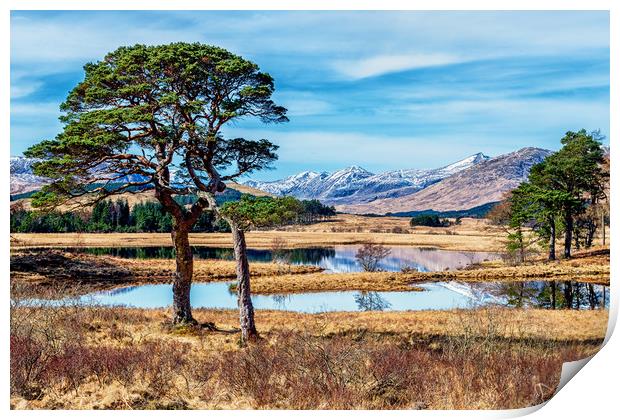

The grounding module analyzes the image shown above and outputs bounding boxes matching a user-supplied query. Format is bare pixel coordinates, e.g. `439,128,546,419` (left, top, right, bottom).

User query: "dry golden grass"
11,246,608,298
10,215,508,252
238,272,424,294
10,250,321,296
10,304,607,410
12,229,505,252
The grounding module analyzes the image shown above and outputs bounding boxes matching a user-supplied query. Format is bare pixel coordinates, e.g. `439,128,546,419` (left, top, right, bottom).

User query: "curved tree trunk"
171,225,195,324
231,223,258,344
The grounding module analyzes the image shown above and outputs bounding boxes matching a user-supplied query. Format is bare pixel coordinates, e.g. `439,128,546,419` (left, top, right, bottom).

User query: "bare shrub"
355,243,391,272
400,265,418,274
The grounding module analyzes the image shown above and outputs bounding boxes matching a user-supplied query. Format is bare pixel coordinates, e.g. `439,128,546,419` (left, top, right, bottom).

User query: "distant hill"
11,147,555,215
10,156,273,205
244,152,490,205
338,147,553,214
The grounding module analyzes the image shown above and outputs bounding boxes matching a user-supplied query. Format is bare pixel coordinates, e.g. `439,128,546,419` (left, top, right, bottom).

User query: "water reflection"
354,292,392,311
486,281,609,310
48,245,498,273
61,280,608,313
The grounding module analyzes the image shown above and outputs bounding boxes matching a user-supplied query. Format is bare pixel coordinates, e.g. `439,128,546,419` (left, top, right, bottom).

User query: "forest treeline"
10,196,336,233
489,129,610,262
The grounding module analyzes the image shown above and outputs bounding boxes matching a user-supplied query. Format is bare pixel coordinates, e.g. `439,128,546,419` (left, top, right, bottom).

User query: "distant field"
11,215,508,252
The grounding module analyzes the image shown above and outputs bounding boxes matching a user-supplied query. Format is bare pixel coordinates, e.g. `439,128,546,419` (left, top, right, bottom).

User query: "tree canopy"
23,42,289,325
25,42,287,224
500,129,608,261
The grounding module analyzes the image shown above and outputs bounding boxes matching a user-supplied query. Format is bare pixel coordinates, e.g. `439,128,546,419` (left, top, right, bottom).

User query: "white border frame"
2,2,616,419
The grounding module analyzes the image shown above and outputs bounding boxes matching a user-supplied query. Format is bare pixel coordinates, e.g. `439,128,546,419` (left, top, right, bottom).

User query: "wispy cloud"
332,53,465,79
10,80,42,99
10,10,610,177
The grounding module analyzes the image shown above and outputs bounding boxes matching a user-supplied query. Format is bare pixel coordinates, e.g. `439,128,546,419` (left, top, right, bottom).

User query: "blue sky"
11,10,610,180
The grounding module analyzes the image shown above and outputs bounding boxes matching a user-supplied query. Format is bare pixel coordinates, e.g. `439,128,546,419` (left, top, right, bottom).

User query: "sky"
10,10,610,181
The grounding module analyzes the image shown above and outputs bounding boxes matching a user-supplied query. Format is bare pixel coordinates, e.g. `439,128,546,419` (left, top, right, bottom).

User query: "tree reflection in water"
270,294,291,309
354,291,392,311
493,281,608,309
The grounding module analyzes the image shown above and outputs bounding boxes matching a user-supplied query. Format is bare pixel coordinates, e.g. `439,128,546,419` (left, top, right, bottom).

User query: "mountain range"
337,147,553,214
11,147,554,214
243,148,552,213
10,156,149,196
244,152,491,205
10,157,50,195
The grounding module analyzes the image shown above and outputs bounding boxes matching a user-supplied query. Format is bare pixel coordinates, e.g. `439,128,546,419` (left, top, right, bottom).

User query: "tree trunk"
564,212,573,259
548,218,556,261
551,281,556,310
231,223,258,344
171,225,195,324
587,284,598,309
517,227,525,263
602,211,606,246
564,281,573,309
585,218,596,248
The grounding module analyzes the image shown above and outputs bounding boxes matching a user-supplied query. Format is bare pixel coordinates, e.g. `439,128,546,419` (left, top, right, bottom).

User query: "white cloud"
274,91,333,117
11,81,42,99
11,102,61,118
332,53,465,79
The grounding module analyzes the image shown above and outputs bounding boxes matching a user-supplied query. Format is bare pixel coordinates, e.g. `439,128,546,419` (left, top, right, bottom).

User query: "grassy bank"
246,249,608,294
10,247,608,297
10,304,607,410
10,250,322,296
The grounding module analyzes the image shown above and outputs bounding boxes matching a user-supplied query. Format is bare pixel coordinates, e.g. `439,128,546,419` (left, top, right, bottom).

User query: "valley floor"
9,215,611,410
10,247,609,298
10,215,507,252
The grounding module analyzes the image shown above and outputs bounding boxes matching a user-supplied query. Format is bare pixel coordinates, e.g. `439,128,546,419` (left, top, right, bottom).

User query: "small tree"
25,43,287,325
220,195,303,344
355,243,391,272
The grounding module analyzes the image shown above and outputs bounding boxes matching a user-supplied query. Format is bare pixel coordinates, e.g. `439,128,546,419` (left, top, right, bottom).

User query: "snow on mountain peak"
242,153,489,204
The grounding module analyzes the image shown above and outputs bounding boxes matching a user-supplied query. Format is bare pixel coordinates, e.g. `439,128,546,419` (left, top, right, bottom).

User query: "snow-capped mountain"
10,156,151,196
244,153,490,205
338,147,553,214
10,157,50,195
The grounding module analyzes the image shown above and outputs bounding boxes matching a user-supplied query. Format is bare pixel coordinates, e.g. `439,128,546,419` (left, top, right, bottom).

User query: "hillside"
11,183,271,212
244,152,490,205
337,147,552,214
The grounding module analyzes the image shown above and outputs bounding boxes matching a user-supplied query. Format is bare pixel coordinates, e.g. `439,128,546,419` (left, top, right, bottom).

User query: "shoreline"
10,247,609,297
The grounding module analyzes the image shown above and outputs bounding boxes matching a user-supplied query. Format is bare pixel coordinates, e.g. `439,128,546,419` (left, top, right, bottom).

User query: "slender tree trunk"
602,212,606,246
564,281,573,309
585,218,596,248
564,212,573,259
231,223,258,344
548,218,556,261
587,284,598,309
171,225,195,324
551,281,556,310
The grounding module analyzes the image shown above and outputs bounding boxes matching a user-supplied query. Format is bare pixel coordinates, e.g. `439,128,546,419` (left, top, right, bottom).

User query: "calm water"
66,281,608,313
53,245,500,273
